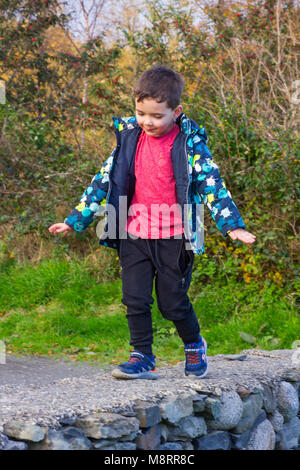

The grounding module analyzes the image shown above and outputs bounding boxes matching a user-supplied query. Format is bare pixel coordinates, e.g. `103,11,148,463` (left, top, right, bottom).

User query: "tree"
121,0,300,280
62,0,111,150
0,0,122,228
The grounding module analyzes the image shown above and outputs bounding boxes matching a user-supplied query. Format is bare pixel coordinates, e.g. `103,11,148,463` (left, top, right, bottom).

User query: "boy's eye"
137,112,162,119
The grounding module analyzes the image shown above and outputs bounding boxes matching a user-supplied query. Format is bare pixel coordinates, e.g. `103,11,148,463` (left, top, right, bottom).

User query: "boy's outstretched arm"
192,130,252,240
48,147,117,235
228,228,256,244
49,222,74,236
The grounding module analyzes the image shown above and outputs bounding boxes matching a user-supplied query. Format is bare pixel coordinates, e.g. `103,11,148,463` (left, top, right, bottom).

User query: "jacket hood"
112,113,208,144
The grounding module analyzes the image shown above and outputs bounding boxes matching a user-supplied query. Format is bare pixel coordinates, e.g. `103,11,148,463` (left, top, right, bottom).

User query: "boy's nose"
144,117,153,126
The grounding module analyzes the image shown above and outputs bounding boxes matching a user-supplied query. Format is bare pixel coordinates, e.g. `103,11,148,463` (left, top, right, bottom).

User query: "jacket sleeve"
64,147,117,232
192,136,246,237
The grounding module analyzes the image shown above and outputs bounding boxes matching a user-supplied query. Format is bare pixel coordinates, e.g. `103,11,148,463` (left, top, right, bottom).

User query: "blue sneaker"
112,350,158,380
184,337,209,378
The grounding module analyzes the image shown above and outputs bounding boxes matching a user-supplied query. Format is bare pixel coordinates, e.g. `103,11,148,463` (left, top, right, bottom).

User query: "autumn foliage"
0,0,299,286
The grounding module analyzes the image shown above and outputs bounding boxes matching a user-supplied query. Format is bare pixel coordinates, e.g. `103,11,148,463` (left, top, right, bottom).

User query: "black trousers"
117,235,201,355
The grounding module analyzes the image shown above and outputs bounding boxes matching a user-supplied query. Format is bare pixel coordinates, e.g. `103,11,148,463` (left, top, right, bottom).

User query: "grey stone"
157,442,183,450
194,431,231,450
75,412,139,440
29,427,93,450
2,439,29,450
261,383,277,414
230,410,267,450
236,386,252,399
177,440,194,450
246,419,276,450
269,410,284,433
204,397,221,419
277,381,299,422
274,432,282,450
3,420,46,442
190,382,223,397
291,380,300,395
160,424,168,443
119,410,136,417
252,410,267,428
59,416,77,426
167,415,207,441
230,429,252,450
133,400,161,428
135,424,161,450
282,369,300,382
277,416,300,450
232,393,263,434
206,391,243,431
93,440,136,450
0,432,9,449
192,394,208,413
222,354,247,361
159,394,194,424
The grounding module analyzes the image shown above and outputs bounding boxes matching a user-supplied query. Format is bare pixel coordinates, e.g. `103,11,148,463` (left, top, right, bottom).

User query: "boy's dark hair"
133,65,184,110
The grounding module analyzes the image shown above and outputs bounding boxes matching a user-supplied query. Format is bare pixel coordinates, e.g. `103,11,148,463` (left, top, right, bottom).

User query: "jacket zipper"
106,123,122,207
183,133,189,241
106,146,118,206
105,143,120,228
105,125,139,233
182,133,190,287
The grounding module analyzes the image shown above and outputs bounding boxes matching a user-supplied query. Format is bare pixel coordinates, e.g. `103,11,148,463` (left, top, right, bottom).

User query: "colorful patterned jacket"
64,113,246,254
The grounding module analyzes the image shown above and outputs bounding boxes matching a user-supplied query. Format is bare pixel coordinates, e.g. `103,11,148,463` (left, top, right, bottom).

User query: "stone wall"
1,359,300,451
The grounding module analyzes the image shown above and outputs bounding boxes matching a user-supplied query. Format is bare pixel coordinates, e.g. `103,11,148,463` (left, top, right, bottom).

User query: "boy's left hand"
228,228,256,244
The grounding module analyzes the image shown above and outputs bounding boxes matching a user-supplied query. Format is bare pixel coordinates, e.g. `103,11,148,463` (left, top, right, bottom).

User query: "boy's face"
135,98,183,137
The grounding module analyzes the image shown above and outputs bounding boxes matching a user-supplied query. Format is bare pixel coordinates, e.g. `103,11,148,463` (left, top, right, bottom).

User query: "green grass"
0,257,299,367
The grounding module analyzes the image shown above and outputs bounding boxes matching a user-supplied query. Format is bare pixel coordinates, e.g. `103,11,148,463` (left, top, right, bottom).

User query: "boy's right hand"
48,223,74,236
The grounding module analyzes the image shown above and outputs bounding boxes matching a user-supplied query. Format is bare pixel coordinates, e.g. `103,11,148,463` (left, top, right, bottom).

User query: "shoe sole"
185,362,209,378
185,338,209,378
111,368,159,380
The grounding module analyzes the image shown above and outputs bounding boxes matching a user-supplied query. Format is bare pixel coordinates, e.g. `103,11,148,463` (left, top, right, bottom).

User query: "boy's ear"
173,104,183,120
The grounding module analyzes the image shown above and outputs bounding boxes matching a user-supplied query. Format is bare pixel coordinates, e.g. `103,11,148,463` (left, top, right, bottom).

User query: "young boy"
49,65,256,380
